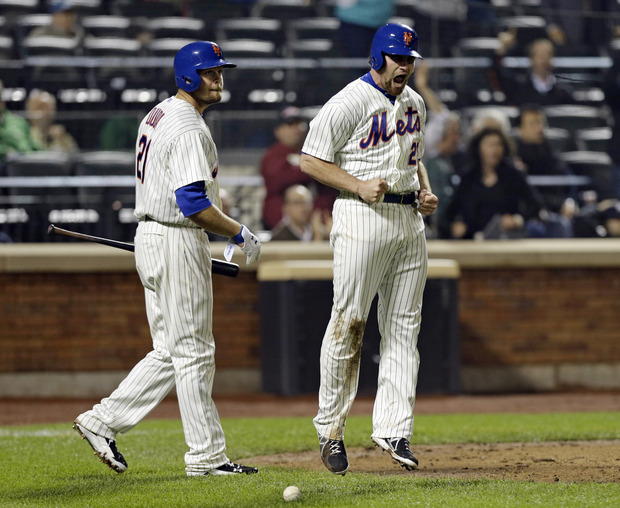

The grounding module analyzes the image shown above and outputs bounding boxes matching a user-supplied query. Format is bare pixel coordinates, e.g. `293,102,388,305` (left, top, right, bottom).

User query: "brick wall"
459,268,620,367
2,266,620,374
0,271,260,372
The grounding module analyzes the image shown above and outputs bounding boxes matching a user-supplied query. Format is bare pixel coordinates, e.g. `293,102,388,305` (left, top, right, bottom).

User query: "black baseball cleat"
372,437,419,471
318,435,349,475
73,421,128,473
187,462,259,476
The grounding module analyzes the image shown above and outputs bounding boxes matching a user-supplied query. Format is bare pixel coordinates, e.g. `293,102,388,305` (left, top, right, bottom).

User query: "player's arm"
175,181,241,236
300,153,388,203
416,161,438,216
175,182,261,263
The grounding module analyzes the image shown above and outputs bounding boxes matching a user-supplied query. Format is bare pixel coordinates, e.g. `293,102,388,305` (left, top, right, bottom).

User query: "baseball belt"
339,191,419,205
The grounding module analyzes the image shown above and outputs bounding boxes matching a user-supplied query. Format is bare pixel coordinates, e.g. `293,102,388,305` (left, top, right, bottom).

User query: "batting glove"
227,225,261,265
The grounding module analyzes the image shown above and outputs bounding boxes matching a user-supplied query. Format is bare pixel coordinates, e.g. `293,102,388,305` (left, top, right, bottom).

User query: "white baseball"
283,485,301,502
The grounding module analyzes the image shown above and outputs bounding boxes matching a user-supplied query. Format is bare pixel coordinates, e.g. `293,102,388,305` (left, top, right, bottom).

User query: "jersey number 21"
136,134,151,183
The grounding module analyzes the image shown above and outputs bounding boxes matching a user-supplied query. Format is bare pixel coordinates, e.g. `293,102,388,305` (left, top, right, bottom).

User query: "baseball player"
73,41,261,476
299,23,438,474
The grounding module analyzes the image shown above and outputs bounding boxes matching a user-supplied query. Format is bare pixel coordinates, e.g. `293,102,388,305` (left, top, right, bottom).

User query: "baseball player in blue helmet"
300,20,437,475
73,40,261,477
174,41,236,92
369,23,423,71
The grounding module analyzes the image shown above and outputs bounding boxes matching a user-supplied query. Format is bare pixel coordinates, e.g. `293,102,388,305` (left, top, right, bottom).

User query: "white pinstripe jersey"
302,77,426,194
134,96,221,225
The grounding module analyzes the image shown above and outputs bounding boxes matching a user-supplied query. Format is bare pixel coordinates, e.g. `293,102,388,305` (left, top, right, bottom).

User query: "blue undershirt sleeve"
175,181,213,217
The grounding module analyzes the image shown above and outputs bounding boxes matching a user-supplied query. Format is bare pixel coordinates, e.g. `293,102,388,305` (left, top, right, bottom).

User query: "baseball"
283,485,301,502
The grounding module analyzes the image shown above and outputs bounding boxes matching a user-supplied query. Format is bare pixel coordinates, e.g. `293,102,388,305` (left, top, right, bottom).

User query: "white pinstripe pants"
76,221,228,472
313,197,428,441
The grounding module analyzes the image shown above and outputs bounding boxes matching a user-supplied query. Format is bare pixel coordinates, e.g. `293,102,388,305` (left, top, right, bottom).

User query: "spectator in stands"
446,127,551,240
25,89,78,153
598,199,620,237
28,1,84,42
514,104,576,220
270,185,332,242
469,108,512,138
260,106,337,230
491,36,574,106
334,0,395,57
602,50,620,200
415,60,463,237
99,115,141,150
0,80,39,162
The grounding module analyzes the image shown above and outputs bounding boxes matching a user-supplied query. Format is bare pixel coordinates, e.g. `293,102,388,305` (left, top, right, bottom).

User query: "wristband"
232,226,244,244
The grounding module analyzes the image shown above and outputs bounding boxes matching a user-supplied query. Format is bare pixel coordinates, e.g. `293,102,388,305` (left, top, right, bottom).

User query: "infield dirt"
2,391,619,483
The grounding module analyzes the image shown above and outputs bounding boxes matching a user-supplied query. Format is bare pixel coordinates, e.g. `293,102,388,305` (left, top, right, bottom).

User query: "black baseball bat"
47,224,240,278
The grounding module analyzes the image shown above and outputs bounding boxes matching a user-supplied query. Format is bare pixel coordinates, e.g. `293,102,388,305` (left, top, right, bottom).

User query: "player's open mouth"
394,75,406,85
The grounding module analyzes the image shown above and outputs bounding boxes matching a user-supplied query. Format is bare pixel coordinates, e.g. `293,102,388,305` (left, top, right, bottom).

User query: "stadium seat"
286,17,340,42
83,36,142,56
285,39,334,58
575,127,612,153
452,37,502,58
21,35,79,57
73,150,136,240
0,35,13,59
82,36,143,88
68,0,104,15
215,18,283,49
147,17,207,40
82,16,132,38
217,40,283,109
544,127,573,153
560,151,614,200
497,16,547,48
111,0,182,17
188,0,250,29
218,39,277,59
4,151,76,242
148,38,197,56
542,105,611,134
22,36,83,89
250,0,323,20
14,14,52,56
0,0,39,19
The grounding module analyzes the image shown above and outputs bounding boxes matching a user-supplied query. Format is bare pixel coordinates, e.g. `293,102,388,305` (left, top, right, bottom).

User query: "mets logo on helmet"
212,44,221,56
404,32,412,45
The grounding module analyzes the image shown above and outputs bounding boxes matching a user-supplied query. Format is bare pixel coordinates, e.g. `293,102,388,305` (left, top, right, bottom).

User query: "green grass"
0,412,619,507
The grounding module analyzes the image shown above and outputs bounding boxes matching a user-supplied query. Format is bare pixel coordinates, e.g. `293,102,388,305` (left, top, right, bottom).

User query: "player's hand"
416,189,438,216
238,225,261,265
358,178,388,203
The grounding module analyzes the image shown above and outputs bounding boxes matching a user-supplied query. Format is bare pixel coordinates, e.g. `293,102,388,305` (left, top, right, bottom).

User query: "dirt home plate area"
1,392,618,483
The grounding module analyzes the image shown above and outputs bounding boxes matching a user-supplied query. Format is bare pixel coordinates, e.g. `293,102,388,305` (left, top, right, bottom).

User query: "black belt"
141,216,153,222
366,192,418,205
381,192,417,205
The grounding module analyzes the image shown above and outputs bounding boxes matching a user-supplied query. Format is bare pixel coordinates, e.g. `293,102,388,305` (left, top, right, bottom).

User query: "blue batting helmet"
174,41,236,92
369,23,423,71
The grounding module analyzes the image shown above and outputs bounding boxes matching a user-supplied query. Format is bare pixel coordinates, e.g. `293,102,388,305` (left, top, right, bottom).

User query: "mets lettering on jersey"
303,77,426,194
359,107,421,148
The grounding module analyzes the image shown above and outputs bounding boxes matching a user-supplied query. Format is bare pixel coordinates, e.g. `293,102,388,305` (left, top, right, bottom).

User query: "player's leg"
164,227,234,474
74,222,177,471
371,211,427,468
314,200,391,441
